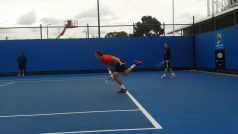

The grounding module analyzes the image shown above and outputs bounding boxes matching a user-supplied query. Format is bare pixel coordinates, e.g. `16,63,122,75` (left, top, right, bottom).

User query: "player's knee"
122,71,128,76
113,72,118,77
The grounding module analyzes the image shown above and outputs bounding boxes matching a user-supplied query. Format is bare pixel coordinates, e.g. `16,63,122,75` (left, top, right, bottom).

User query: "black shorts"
114,64,126,72
165,61,171,69
18,63,25,70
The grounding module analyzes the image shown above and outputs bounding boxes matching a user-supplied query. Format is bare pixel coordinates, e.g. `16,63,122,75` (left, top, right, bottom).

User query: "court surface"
0,71,238,134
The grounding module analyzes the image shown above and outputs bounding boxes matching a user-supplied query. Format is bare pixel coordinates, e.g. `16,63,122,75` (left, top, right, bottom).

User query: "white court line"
0,109,140,118
0,82,15,88
40,127,159,134
188,70,238,77
126,91,163,129
14,77,106,83
0,76,107,83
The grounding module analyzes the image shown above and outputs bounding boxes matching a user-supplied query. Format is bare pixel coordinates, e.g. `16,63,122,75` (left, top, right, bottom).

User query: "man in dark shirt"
161,43,175,78
17,53,26,76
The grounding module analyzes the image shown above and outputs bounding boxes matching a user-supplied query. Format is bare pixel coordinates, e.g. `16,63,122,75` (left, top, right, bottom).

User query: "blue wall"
0,37,193,73
195,25,238,70
224,26,238,70
195,32,216,68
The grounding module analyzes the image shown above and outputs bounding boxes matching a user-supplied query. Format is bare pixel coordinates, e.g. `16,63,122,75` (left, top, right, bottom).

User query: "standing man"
161,43,175,78
17,53,26,76
95,50,142,94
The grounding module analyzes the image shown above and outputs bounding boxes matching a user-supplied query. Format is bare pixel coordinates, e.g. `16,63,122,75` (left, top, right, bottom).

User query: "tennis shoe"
118,88,127,94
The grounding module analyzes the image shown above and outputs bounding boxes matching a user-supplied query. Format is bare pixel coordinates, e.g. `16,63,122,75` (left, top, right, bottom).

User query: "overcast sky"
0,0,207,39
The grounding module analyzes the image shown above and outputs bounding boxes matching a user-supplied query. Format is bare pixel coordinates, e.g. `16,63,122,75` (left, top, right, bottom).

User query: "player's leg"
112,72,122,85
167,61,175,78
169,68,175,78
112,60,142,94
122,60,143,76
161,68,168,78
22,69,25,76
19,64,25,76
18,64,21,76
18,69,21,76
161,61,169,78
113,71,127,94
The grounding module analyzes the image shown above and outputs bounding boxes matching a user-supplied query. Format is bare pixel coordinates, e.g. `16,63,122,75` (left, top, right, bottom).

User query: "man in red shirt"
95,50,143,94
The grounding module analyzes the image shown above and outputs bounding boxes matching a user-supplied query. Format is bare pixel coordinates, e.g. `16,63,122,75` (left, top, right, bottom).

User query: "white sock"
121,84,126,89
130,64,136,69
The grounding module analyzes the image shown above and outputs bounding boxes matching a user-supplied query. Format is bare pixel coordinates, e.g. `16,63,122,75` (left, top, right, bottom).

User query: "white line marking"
0,109,140,118
14,77,106,83
126,91,163,129
40,127,159,134
188,70,238,77
0,76,107,83
0,82,15,88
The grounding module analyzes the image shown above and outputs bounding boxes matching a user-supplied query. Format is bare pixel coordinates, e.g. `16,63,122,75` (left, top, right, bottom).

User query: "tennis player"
95,50,143,94
161,43,175,78
17,53,26,76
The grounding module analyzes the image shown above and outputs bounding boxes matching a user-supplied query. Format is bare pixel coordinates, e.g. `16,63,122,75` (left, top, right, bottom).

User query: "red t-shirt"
101,55,113,65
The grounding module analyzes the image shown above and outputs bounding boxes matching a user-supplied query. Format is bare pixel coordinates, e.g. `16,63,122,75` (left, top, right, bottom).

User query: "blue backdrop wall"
0,37,193,74
224,26,238,70
195,25,238,71
195,32,216,68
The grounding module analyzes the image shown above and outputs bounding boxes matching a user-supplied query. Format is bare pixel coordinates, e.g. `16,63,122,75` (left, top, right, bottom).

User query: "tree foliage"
105,31,129,38
133,16,164,37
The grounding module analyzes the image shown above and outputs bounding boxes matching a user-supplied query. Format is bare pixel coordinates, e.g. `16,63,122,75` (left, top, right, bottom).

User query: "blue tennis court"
0,73,161,134
0,71,238,134
1,0,238,133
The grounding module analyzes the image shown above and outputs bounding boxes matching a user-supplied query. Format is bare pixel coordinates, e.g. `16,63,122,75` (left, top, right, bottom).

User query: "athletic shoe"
161,74,167,79
171,74,176,79
122,89,127,93
134,60,143,65
118,88,127,94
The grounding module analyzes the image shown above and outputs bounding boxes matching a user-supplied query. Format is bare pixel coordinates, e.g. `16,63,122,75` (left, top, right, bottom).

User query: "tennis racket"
105,76,116,86
155,61,165,69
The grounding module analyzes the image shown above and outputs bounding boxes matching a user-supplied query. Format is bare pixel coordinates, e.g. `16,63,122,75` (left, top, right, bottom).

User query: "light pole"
172,0,175,36
40,24,43,39
97,0,101,38
47,24,51,39
83,30,87,38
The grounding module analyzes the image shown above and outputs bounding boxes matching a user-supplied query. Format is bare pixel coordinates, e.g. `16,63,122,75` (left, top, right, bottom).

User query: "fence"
0,23,192,40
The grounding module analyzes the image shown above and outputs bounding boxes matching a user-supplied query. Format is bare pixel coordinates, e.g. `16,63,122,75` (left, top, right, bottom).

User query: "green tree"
133,16,164,37
105,31,129,38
